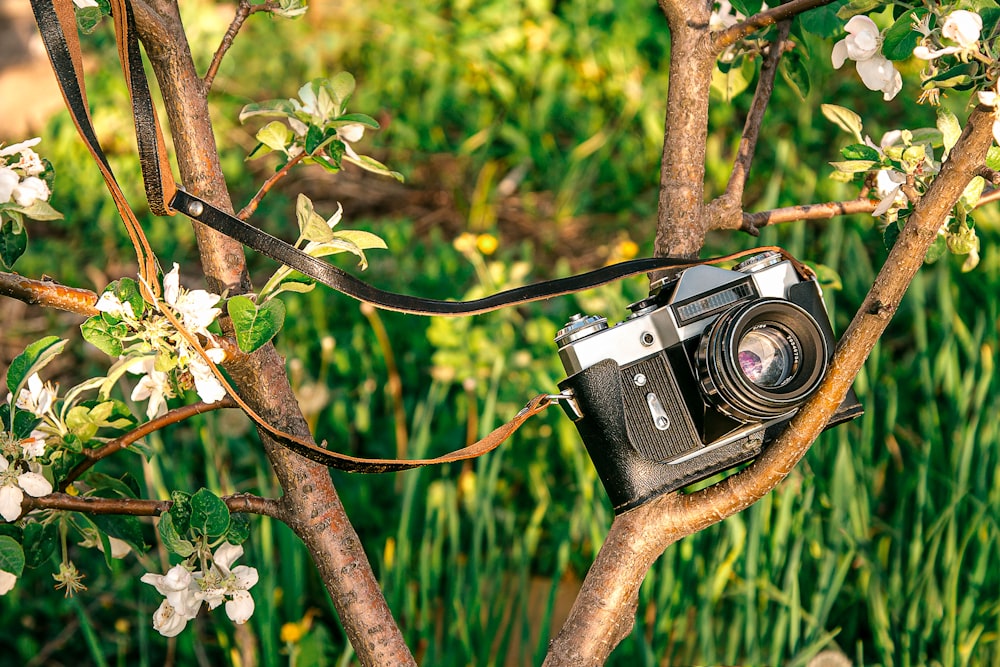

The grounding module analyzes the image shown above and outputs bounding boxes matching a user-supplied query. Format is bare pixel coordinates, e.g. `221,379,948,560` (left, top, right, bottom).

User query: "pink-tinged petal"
832,40,849,69
873,186,902,216
163,264,180,306
0,168,17,204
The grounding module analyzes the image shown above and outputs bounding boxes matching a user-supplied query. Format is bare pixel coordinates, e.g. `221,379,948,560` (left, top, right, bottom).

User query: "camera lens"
737,326,798,388
697,299,828,422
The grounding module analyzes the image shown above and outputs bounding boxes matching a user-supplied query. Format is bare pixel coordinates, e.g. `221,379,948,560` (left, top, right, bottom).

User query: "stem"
237,152,306,220
714,0,840,51
203,0,268,91
60,398,238,490
742,197,878,229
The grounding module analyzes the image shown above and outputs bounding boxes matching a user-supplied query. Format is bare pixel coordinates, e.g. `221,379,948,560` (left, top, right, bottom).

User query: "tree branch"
24,491,283,519
714,0,840,52
545,107,996,667
60,397,239,490
237,152,306,220
203,0,280,91
707,21,792,233
742,197,878,230
0,272,98,316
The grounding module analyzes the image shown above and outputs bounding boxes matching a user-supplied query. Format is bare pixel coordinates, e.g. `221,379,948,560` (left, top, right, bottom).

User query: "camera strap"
29,0,817,472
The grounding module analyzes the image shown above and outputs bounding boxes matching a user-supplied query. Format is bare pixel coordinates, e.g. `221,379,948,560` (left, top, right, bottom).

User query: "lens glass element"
737,326,798,388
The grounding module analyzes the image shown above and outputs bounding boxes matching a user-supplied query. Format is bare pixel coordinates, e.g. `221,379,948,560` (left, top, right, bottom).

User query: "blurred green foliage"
0,0,998,665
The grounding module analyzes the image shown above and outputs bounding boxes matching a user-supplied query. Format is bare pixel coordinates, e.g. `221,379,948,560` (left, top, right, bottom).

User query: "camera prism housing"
554,251,863,513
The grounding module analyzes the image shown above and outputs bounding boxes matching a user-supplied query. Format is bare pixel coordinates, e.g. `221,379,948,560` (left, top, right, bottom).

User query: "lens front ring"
696,298,829,422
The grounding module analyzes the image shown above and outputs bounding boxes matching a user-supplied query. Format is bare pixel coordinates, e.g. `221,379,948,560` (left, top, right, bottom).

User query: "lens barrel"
696,298,828,422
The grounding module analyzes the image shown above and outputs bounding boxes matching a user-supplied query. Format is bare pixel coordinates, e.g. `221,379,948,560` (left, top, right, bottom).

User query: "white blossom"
162,264,222,337
913,44,960,60
0,569,16,595
141,563,202,637
941,10,982,48
186,346,227,404
16,373,56,417
832,16,901,101
11,177,50,207
20,430,47,460
95,292,136,319
193,542,259,625
337,123,366,161
0,138,41,159
0,457,53,522
128,358,174,420
0,167,17,204
72,0,100,7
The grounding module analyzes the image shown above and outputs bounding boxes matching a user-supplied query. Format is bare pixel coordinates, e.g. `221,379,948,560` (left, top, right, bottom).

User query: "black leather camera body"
554,251,863,513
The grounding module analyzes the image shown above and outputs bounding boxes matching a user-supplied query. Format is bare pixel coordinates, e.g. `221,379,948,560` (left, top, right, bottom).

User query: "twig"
203,0,281,91
60,397,239,490
237,152,307,220
715,0,841,52
742,197,878,230
708,21,792,233
0,272,98,316
24,490,283,519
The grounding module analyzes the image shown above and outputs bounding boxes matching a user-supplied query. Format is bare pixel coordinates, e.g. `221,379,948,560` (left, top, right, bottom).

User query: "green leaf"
327,72,356,108
83,472,139,499
924,234,948,263
836,0,882,19
882,9,924,61
710,55,755,103
929,63,976,89
829,160,878,173
799,1,850,37
0,536,25,578
238,99,296,124
296,194,335,243
334,113,380,130
779,49,810,101
937,108,962,158
22,522,57,569
75,5,103,33
168,491,192,533
227,295,286,353
883,219,902,250
821,104,864,143
90,514,147,556
728,0,763,18
225,513,251,546
256,121,292,152
342,153,405,182
81,316,127,357
12,199,63,222
112,278,146,317
66,406,99,441
987,146,1000,171
0,219,28,270
840,144,881,161
157,511,195,558
6,336,67,400
189,488,230,538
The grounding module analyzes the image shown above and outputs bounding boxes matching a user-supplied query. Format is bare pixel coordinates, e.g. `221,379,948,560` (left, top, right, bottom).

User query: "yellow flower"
453,232,477,254
476,234,498,256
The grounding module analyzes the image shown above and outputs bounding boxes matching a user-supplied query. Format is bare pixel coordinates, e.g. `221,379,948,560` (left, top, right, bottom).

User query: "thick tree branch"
24,491,283,519
0,272,98,316
133,4,414,664
545,107,996,667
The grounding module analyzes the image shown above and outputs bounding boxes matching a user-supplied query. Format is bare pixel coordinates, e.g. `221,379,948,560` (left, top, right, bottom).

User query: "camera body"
555,251,863,513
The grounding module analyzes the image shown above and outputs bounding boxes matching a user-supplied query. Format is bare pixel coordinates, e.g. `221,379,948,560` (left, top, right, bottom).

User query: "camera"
554,250,863,513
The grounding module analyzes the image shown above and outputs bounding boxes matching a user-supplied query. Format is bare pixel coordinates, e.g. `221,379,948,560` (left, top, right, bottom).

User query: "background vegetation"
0,0,997,665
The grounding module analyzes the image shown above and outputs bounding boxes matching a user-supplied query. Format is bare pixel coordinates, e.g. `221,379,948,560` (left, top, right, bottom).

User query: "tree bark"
132,2,414,664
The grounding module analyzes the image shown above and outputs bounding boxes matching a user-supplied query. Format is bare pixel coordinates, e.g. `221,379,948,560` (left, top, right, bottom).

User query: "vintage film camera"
554,250,863,513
